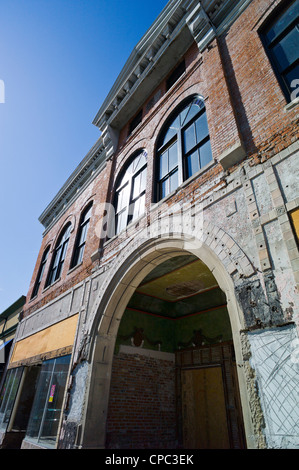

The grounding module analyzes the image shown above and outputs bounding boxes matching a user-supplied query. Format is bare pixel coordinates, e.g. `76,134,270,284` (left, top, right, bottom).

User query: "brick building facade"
0,0,298,449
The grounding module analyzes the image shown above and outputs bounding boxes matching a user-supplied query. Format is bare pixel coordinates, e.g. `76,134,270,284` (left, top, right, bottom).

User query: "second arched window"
114,150,147,235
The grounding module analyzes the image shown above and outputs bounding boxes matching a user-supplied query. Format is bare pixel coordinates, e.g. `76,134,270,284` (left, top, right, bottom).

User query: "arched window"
45,223,71,287
260,0,299,102
156,96,212,201
31,245,50,298
71,202,93,268
114,150,147,235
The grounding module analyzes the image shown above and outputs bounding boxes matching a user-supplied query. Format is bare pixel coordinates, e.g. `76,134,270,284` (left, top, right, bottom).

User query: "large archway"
80,235,254,449
106,253,246,448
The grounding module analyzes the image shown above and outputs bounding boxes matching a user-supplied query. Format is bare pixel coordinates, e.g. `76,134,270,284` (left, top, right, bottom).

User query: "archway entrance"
105,253,246,449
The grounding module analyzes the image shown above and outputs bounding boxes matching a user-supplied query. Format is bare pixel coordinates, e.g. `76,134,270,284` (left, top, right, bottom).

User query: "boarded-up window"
290,208,299,245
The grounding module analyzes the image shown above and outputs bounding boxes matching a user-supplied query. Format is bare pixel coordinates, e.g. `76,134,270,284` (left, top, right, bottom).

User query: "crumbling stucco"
240,332,267,448
248,325,299,448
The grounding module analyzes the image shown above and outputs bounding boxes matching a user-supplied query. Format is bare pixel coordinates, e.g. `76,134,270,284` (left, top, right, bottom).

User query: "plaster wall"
248,325,299,448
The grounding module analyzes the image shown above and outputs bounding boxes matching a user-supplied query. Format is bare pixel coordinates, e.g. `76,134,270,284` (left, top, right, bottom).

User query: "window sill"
284,96,299,112
150,159,216,211
67,262,83,275
42,277,61,293
103,212,146,248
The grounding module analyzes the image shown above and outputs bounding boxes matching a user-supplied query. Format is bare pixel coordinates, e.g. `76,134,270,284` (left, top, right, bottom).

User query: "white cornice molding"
92,0,252,131
39,0,253,233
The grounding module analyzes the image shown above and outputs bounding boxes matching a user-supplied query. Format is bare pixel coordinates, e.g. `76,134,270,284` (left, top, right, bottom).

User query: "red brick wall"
24,0,299,317
23,160,112,318
106,351,177,449
101,0,299,264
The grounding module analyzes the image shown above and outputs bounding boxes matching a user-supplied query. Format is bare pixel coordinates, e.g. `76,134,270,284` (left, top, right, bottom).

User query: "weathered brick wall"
24,0,299,322
106,350,177,449
23,160,112,318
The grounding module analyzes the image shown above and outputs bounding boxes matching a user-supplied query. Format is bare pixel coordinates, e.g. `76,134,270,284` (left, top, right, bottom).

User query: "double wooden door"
176,342,246,449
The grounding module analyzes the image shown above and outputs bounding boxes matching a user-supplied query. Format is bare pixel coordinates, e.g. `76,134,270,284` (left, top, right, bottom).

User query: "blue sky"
0,0,167,312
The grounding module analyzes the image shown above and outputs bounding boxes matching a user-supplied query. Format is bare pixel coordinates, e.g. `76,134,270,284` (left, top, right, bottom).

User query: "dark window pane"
184,123,196,153
78,223,88,246
200,140,213,168
265,0,299,44
272,27,299,72
166,60,185,90
60,242,68,263
284,63,299,92
82,206,92,223
186,150,200,178
129,110,142,135
46,224,71,286
195,113,209,143
32,247,50,298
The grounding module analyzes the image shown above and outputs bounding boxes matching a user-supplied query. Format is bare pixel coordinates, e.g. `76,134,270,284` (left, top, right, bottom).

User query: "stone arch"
80,228,255,448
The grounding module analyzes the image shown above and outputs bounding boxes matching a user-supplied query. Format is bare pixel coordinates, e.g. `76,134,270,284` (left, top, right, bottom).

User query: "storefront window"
0,367,23,431
25,355,70,447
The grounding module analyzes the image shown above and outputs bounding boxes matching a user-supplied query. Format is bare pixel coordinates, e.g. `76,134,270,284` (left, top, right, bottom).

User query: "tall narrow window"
260,0,299,101
114,150,147,235
166,60,186,90
45,223,71,287
71,203,93,268
156,96,212,201
128,109,143,136
31,246,50,298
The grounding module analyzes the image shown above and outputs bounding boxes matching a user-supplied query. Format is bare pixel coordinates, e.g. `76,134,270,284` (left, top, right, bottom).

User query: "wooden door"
176,342,246,449
181,366,230,449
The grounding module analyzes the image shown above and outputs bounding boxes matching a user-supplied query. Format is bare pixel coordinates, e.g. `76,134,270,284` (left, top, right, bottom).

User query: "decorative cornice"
39,0,252,233
92,0,252,131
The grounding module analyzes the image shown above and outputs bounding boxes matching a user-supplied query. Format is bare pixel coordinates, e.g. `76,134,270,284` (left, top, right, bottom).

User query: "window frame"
166,60,186,91
155,95,212,202
114,150,147,236
128,109,143,136
0,367,24,432
259,0,299,102
70,202,93,269
31,245,50,299
25,355,71,448
45,223,72,287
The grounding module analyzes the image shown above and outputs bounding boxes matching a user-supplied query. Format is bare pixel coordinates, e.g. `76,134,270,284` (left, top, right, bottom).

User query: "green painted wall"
115,305,232,354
